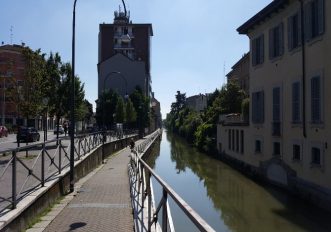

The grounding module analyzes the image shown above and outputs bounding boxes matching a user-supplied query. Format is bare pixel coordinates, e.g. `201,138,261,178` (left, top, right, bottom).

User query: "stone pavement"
28,145,136,232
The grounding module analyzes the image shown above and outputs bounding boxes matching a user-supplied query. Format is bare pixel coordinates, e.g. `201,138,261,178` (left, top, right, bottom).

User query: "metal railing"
129,130,215,232
0,130,136,215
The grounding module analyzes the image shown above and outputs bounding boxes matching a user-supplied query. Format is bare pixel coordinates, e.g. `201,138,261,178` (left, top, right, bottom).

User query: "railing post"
147,171,152,232
41,143,45,187
141,165,145,208
12,151,17,209
78,140,81,158
162,188,168,232
59,140,62,174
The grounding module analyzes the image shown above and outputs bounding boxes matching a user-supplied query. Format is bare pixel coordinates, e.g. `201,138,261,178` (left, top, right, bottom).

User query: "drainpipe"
300,0,307,138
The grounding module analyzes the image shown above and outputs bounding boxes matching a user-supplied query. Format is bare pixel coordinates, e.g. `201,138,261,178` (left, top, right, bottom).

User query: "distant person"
63,122,68,136
130,139,135,150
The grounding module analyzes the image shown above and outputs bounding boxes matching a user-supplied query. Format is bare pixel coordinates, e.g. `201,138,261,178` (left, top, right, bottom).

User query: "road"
0,131,65,152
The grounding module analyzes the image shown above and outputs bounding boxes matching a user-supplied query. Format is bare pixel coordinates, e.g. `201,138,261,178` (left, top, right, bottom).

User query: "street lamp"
42,98,49,142
70,0,77,193
102,71,128,162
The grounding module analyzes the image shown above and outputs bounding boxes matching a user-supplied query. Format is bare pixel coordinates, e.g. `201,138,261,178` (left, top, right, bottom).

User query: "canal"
146,130,331,232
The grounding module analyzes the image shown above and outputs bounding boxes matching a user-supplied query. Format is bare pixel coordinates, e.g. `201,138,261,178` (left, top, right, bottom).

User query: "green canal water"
146,130,331,232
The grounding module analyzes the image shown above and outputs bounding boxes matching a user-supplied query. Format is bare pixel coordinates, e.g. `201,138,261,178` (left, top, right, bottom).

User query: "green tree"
13,47,46,124
115,96,125,123
130,86,150,136
125,98,137,127
95,90,119,129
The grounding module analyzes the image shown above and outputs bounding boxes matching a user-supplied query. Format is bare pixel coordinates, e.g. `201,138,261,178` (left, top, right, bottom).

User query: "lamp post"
102,71,128,162
42,98,49,142
70,0,77,193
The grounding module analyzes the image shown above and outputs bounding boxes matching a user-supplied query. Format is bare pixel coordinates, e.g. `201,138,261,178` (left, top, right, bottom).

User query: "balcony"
272,121,281,136
113,32,134,39
114,43,134,49
219,113,249,126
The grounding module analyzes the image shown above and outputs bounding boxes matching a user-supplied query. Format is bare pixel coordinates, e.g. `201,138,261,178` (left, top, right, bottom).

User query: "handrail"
129,130,215,232
0,130,137,214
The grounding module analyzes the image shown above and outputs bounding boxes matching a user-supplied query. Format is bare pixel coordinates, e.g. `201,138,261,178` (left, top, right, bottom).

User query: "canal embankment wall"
0,135,139,232
218,151,331,213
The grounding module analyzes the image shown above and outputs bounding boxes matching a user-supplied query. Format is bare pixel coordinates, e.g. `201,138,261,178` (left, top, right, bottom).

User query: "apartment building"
98,9,153,98
226,53,250,94
186,94,207,112
0,44,24,127
217,0,331,210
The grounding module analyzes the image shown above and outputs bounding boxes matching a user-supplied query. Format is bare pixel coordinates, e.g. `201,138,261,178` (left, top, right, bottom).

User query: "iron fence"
129,130,215,232
0,130,136,216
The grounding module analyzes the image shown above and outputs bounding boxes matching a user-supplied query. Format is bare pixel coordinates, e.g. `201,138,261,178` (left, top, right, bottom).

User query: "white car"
53,125,65,134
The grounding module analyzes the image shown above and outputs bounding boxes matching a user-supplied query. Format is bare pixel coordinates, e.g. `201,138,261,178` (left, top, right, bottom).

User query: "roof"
237,0,289,34
226,53,249,77
0,44,24,52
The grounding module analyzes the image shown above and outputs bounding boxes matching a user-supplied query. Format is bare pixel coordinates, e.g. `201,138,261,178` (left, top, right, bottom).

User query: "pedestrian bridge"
0,129,215,231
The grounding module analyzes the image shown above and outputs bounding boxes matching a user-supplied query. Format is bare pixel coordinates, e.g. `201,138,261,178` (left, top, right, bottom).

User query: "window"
252,91,264,123
273,87,281,122
273,142,281,156
288,13,301,50
292,82,301,123
272,87,281,136
311,147,321,165
252,34,264,66
269,23,284,59
255,140,262,153
305,0,325,41
311,76,321,123
293,144,301,161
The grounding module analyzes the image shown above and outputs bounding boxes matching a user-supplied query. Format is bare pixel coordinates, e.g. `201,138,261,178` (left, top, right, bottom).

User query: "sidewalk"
28,145,136,232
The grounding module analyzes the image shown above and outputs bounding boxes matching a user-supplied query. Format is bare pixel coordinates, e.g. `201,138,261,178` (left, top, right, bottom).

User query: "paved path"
30,146,135,232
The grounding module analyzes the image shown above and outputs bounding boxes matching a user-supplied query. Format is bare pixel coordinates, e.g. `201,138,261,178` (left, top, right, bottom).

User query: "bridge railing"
129,130,215,232
0,130,136,216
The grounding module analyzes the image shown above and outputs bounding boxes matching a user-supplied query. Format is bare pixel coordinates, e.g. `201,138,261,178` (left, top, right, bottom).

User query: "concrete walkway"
28,145,136,232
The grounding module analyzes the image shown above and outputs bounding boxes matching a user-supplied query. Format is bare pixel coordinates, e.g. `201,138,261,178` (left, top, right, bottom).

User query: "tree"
130,86,150,136
115,96,125,123
95,90,119,129
9,47,47,125
125,98,137,127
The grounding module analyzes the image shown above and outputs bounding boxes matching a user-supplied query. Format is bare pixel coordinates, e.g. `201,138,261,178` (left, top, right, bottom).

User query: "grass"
26,195,64,230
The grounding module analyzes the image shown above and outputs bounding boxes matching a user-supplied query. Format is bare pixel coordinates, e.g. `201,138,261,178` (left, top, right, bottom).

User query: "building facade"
0,44,56,131
186,94,207,112
217,0,331,211
98,9,153,98
226,53,250,94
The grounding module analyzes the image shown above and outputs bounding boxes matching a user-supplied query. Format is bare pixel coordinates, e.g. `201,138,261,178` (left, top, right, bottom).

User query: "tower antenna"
10,26,13,44
121,0,127,17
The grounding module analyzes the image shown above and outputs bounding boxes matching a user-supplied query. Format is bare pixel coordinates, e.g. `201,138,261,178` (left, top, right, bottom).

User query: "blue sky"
0,0,271,118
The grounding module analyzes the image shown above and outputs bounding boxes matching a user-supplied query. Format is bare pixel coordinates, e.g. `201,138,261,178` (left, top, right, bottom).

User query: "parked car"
0,126,8,137
53,125,64,135
17,127,40,142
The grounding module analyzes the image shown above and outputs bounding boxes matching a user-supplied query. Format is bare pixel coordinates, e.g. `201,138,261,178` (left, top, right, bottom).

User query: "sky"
0,0,271,119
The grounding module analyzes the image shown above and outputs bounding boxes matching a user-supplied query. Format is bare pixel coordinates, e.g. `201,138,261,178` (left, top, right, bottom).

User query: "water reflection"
147,131,331,232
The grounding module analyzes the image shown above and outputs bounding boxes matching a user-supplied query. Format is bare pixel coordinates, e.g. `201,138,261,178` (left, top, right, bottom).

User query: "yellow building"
217,0,331,210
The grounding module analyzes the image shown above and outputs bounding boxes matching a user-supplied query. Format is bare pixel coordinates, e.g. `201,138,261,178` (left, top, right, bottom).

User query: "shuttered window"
269,23,284,59
273,87,281,122
305,0,324,41
288,12,302,51
252,91,264,123
311,76,321,123
252,34,264,66
292,82,301,123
